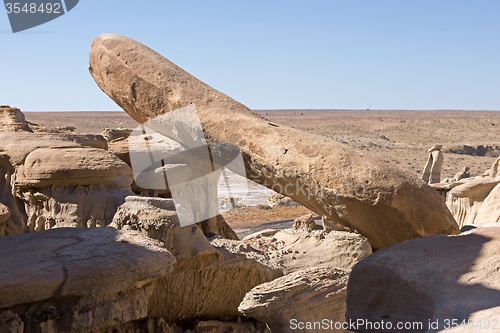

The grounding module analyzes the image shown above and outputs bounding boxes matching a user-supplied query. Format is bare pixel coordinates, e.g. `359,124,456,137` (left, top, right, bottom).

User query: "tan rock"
111,196,215,261
14,147,133,231
0,132,107,166
213,227,372,274
0,105,32,132
446,177,500,227
292,213,320,232
322,215,353,232
268,193,300,207
111,196,282,321
0,227,175,308
0,153,25,236
88,33,459,250
346,226,500,332
102,127,133,142
0,203,10,236
239,264,350,333
0,227,175,328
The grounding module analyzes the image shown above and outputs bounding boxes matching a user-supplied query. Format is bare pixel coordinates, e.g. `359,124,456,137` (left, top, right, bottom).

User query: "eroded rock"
0,227,176,332
213,225,372,274
110,196,281,322
88,33,459,250
346,226,500,332
239,264,350,333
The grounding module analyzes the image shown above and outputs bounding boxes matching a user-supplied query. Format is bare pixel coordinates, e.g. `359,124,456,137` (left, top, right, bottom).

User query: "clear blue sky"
1,1,499,111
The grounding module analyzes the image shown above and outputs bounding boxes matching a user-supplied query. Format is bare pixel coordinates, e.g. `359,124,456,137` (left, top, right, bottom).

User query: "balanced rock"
89,33,459,250
0,227,176,332
239,264,350,333
346,226,500,332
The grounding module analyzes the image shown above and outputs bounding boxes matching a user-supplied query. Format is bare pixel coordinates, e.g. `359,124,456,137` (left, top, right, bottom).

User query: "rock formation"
102,127,133,141
267,193,300,207
442,157,500,227
212,220,372,274
422,144,444,184
346,226,500,332
88,33,459,250
0,227,176,332
15,147,134,232
0,105,32,132
110,196,281,321
0,203,10,236
239,264,350,333
0,120,132,235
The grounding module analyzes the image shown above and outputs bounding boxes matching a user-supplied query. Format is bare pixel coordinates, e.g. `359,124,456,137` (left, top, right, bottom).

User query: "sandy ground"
24,109,500,232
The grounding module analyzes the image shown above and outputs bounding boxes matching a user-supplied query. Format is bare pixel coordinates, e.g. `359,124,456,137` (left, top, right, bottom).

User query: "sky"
1,1,499,111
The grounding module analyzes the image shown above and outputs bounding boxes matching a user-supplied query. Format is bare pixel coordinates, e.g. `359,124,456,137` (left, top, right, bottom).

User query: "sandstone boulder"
89,33,459,250
346,226,500,332
239,264,350,333
213,224,372,274
0,227,176,331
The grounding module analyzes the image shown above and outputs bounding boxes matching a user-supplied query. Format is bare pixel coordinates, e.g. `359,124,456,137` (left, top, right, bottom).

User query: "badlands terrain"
1,33,499,333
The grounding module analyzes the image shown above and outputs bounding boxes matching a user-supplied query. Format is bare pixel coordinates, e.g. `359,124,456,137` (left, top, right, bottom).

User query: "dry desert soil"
25,109,500,230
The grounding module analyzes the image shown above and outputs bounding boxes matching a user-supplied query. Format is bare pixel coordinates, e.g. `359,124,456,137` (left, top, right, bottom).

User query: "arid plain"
26,109,500,180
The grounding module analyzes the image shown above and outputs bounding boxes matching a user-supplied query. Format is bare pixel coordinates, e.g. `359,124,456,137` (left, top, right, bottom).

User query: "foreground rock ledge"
346,226,500,333
89,33,459,250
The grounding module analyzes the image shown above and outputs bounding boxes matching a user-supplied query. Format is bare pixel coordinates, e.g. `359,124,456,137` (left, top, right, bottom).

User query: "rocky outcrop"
102,127,133,141
213,223,372,274
110,196,282,322
0,227,176,332
88,33,459,250
268,193,300,207
422,144,443,184
0,132,107,166
0,105,32,132
446,176,500,227
346,226,500,332
446,144,500,157
15,147,133,232
239,264,350,333
198,213,239,240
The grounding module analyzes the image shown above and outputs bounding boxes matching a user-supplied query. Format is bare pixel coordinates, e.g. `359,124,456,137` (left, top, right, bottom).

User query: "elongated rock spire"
89,33,459,250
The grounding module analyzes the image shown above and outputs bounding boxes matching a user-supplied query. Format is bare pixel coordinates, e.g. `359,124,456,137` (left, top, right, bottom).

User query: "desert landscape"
1,33,500,333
